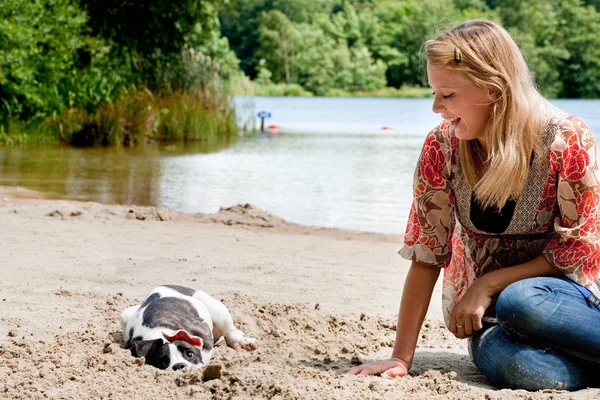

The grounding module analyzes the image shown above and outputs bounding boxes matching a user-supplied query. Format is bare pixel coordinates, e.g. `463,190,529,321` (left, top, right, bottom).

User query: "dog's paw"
237,336,259,351
226,331,259,351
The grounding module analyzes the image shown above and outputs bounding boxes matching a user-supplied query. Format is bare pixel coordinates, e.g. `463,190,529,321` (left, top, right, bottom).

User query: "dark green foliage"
555,0,600,98
370,0,458,88
488,0,600,98
220,0,273,78
0,0,87,119
1,0,239,146
584,0,600,10
219,0,334,78
80,0,225,91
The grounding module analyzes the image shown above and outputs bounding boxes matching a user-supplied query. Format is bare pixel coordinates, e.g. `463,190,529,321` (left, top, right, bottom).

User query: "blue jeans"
469,277,600,391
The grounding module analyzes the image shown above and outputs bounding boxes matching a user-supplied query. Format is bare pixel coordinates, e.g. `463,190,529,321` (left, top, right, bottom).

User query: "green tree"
492,0,567,97
453,0,489,11
258,10,301,84
584,0,600,10
219,0,271,79
372,0,456,87
294,24,337,94
310,3,387,93
219,0,333,79
355,5,409,86
0,0,88,120
348,46,387,91
325,0,362,47
556,0,600,98
81,0,227,90
293,22,386,94
186,20,242,81
491,0,600,98
273,0,334,23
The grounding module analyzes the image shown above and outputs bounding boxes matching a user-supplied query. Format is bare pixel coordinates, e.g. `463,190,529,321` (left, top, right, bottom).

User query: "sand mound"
207,204,287,227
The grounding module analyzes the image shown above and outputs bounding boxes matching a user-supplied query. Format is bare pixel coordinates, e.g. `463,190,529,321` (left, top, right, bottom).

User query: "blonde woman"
347,20,600,390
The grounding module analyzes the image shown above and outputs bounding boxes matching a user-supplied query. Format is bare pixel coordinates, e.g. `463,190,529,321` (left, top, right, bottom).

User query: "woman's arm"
542,116,600,286
478,255,558,295
348,124,453,377
346,260,441,377
450,255,559,338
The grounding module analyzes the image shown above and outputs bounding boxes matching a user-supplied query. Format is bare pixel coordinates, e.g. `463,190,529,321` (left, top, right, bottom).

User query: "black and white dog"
120,285,258,370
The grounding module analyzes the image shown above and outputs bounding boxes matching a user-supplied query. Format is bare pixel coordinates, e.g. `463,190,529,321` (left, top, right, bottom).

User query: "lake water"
1,97,599,234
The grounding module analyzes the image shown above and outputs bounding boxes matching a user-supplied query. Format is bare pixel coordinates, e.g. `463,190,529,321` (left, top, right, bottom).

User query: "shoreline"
0,185,404,243
1,188,598,399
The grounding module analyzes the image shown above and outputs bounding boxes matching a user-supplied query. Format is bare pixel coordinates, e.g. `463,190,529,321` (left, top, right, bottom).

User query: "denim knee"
496,278,552,335
470,325,595,391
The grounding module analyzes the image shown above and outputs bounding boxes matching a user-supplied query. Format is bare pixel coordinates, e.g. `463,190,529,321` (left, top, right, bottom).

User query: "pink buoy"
381,125,393,130
268,124,280,129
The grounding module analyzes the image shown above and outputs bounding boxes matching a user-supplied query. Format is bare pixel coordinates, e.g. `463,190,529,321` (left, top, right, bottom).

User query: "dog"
120,284,258,370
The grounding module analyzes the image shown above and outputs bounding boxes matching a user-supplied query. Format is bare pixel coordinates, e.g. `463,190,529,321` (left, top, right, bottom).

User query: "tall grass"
1,48,238,147
48,88,237,147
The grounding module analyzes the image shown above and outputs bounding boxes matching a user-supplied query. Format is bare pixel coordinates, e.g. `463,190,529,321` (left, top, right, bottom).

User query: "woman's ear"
488,89,499,101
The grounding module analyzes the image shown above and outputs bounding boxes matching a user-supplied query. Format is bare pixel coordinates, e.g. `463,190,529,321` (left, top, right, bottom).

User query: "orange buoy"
381,125,393,130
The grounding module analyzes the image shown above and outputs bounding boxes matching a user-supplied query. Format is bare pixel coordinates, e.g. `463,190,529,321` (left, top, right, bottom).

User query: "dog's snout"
172,363,187,371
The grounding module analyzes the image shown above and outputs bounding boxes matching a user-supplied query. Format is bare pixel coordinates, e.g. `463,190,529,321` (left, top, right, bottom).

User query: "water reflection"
0,139,235,207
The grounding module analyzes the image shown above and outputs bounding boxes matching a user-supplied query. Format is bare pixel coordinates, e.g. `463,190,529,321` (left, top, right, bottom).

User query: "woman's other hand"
449,278,493,339
345,358,410,378
449,257,559,339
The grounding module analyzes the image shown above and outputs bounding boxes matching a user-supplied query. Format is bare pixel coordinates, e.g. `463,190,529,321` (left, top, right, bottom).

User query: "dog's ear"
130,339,163,358
163,330,203,348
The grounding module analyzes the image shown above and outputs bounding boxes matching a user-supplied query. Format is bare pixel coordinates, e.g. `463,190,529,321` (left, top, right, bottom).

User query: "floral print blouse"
398,106,600,327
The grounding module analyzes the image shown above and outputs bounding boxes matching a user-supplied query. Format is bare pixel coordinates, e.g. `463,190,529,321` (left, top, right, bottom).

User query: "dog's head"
130,330,206,370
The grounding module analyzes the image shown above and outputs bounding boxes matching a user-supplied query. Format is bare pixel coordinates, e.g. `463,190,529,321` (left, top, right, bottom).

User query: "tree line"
1,0,599,145
220,0,600,98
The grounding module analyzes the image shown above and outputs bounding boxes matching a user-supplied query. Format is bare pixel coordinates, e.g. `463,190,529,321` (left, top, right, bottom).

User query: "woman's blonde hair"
424,19,548,210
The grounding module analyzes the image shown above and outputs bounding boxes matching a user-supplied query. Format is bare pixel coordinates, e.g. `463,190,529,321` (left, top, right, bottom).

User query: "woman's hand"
449,278,493,339
448,257,559,339
345,260,439,379
345,358,410,378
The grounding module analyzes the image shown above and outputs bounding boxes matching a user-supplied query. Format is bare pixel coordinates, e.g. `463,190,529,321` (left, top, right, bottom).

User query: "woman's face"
427,63,493,148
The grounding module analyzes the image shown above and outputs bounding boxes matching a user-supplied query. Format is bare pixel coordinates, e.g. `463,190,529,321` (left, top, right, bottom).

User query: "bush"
259,83,313,96
324,88,353,97
51,88,238,147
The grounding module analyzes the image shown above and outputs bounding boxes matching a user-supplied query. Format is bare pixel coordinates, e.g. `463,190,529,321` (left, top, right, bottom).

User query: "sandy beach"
0,185,598,399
